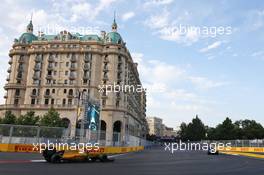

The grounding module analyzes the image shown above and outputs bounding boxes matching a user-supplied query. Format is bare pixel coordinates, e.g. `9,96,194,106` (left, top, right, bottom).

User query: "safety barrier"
0,143,144,154
220,146,264,153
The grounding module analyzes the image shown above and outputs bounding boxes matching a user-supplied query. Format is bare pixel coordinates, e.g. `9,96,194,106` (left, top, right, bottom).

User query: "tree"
40,108,63,127
178,115,206,141
178,122,188,141
16,111,39,125
241,120,264,139
1,111,16,124
207,127,217,140
186,115,206,141
214,117,236,140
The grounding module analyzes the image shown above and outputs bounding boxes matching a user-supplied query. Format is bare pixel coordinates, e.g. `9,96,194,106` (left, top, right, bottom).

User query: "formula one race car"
207,146,219,155
42,147,114,163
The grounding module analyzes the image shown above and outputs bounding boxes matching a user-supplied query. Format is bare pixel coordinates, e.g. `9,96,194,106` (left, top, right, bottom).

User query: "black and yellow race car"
42,147,114,163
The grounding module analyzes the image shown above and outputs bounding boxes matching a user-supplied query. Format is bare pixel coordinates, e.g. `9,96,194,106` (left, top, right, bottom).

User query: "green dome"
105,32,123,44
19,32,38,44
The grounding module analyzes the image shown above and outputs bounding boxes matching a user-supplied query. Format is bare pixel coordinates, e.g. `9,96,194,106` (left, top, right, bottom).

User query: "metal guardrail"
0,124,153,147
204,140,264,147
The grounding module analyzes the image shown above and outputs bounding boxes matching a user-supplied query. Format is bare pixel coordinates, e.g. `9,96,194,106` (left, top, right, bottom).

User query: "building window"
55,62,58,67
64,80,68,84
52,89,55,94
68,89,73,96
45,89,50,95
68,99,72,105
32,89,37,95
15,89,20,96
65,71,68,75
14,98,19,105
51,98,55,105
62,98,66,105
102,99,106,107
44,98,49,105
66,62,69,67
31,98,36,105
116,100,120,107
64,89,67,94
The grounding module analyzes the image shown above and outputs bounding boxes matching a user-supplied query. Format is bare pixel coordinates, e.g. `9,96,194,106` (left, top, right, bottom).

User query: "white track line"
30,160,46,162
29,153,129,162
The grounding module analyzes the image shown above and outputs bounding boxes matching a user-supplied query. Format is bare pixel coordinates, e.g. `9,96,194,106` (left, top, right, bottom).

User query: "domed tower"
27,20,33,33
27,14,33,33
18,19,37,44
105,14,124,44
111,13,117,32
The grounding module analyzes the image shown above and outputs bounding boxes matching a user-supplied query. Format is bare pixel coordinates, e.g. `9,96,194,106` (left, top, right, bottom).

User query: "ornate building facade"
0,18,147,144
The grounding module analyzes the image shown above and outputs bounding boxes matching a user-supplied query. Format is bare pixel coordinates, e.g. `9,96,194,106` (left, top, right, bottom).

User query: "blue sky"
1,0,264,128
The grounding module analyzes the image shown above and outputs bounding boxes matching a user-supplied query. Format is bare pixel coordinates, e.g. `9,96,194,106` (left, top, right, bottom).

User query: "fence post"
8,126,14,144
36,126,40,143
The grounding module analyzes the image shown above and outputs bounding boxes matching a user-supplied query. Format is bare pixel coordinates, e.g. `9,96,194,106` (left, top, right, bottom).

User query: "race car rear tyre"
50,153,62,163
91,157,97,162
99,155,108,162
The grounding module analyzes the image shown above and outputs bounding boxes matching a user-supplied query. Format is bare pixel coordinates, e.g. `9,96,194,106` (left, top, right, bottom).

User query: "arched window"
68,89,73,95
45,89,50,95
32,89,37,95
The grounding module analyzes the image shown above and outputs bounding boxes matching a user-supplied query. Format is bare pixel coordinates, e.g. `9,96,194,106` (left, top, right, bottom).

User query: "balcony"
18,57,25,63
32,74,40,80
17,66,24,72
15,94,20,98
47,64,54,70
69,74,76,80
83,74,90,79
30,93,38,97
16,74,23,80
102,75,108,81
67,94,74,98
101,92,107,98
44,93,51,98
117,74,122,80
35,55,42,62
83,64,90,70
46,75,53,80
34,65,41,71
84,56,91,62
116,93,121,99
70,56,77,62
48,56,55,62
70,64,77,71
103,66,109,72
103,59,109,63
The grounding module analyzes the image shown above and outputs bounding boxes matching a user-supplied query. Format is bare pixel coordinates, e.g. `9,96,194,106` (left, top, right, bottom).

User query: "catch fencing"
0,124,153,147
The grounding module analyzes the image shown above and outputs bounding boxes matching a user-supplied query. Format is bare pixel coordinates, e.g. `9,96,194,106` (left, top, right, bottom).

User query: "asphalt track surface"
0,147,263,175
